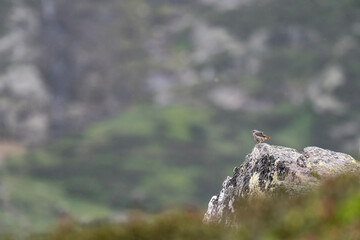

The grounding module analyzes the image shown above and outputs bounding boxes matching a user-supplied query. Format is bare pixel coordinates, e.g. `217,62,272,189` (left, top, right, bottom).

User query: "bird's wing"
255,131,267,137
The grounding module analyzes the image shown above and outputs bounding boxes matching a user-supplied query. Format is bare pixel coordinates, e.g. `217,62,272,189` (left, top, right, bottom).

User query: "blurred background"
0,0,359,233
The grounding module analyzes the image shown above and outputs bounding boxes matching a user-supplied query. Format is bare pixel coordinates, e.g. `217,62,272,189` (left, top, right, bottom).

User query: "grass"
0,175,111,233
1,174,360,239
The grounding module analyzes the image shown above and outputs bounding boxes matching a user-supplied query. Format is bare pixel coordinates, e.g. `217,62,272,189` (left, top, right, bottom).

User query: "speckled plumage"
252,129,270,143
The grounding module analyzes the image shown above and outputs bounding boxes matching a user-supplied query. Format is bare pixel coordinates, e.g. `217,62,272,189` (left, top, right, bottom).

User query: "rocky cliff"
0,1,359,154
204,143,360,225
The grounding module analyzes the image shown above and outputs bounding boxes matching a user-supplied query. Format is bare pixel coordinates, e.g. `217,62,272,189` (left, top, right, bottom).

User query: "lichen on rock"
204,143,360,224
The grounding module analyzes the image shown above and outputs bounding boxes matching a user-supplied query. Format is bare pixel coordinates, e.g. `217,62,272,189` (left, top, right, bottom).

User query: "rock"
204,143,360,225
0,1,50,145
0,65,50,145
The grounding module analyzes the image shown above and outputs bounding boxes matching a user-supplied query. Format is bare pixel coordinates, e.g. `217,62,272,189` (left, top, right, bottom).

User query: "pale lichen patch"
265,179,270,189
274,159,280,166
249,172,260,191
248,172,266,197
272,171,279,183
228,198,235,213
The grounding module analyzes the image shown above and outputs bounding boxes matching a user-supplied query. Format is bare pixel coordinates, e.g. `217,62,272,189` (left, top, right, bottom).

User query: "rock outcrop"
204,143,360,225
0,1,50,145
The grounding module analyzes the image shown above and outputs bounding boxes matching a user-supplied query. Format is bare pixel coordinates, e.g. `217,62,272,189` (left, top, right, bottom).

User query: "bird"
252,129,270,144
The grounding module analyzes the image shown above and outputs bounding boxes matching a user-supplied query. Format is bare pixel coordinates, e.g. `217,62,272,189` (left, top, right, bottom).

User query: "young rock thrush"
252,129,270,144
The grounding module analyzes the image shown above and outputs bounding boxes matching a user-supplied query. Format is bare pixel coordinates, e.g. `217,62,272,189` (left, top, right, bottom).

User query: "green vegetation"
7,106,238,212
1,175,359,240
2,104,322,231
0,175,111,233
1,0,360,235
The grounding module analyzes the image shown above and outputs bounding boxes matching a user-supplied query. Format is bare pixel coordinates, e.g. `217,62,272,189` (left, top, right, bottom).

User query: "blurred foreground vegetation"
2,175,360,240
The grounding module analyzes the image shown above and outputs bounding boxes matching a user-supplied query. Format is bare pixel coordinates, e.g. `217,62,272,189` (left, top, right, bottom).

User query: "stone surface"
204,143,360,224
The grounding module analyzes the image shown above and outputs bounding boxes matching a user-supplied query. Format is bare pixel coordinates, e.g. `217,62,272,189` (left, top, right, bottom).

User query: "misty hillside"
1,0,359,149
0,0,359,232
